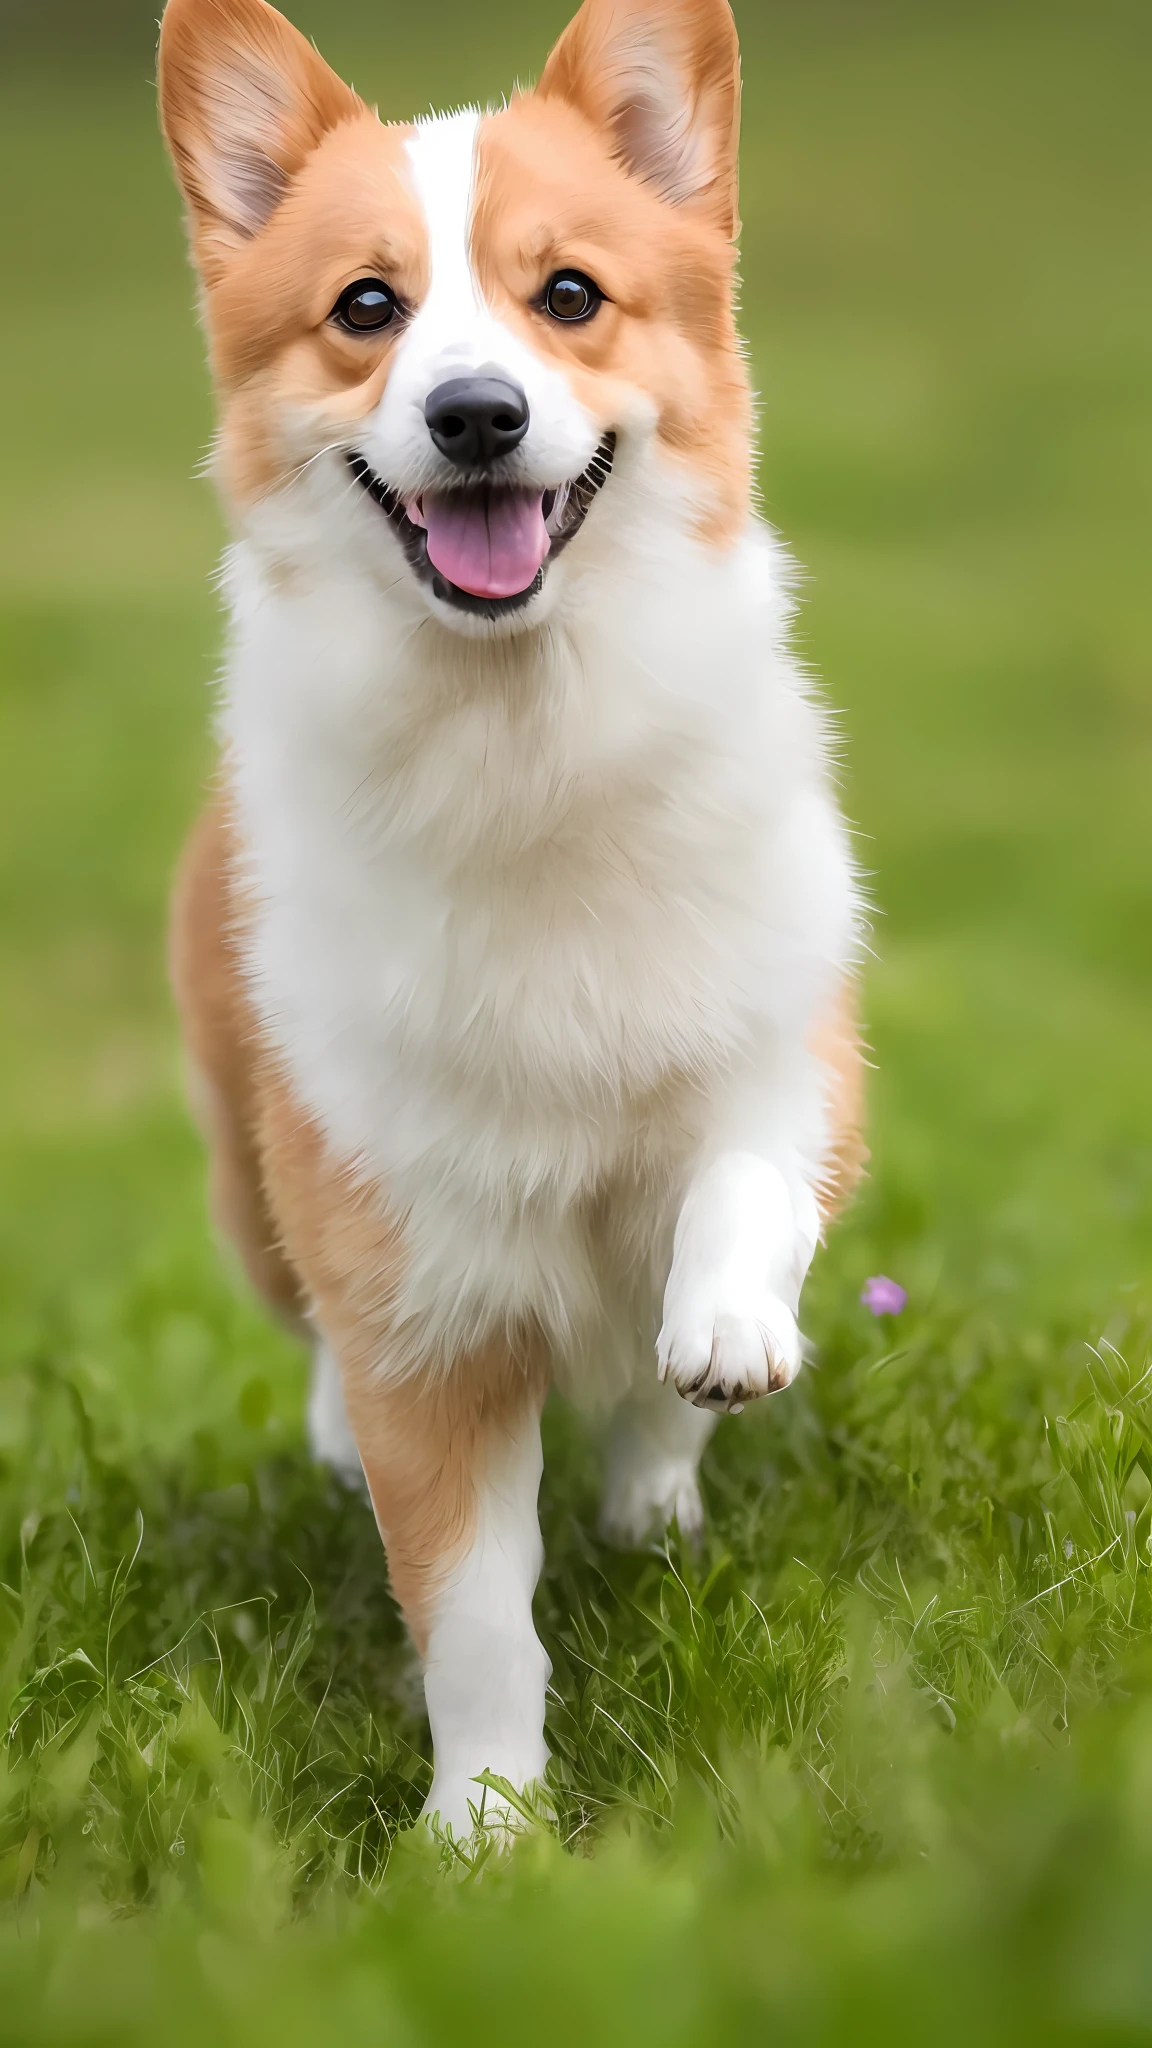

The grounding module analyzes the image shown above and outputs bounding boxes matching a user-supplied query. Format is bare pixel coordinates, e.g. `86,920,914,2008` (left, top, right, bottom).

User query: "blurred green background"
1,1,1151,2040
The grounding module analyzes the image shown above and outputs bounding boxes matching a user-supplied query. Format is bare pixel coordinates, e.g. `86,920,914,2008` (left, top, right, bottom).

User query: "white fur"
213,107,861,1826
307,1339,365,1488
600,1372,717,1548
366,110,604,594
422,1402,550,1837
658,1154,819,1412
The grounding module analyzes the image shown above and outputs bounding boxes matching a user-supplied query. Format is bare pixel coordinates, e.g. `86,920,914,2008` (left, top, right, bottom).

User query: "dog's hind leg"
600,1372,716,1550
307,1339,365,1489
170,800,307,1332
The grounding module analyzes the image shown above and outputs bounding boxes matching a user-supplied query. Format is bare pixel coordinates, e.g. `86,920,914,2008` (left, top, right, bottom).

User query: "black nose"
424,375,530,467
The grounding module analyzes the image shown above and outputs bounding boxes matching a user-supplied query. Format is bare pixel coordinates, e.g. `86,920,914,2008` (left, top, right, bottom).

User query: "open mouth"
345,434,616,619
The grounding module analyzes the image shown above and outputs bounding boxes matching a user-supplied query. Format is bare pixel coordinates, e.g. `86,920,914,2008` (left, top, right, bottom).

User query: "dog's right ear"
159,0,361,280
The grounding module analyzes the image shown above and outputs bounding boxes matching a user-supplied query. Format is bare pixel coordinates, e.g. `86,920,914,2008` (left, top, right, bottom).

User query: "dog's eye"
543,272,603,324
331,279,399,334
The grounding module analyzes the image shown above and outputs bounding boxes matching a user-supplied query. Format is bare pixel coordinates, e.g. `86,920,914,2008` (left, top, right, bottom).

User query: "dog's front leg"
338,1339,552,1839
658,1151,821,1415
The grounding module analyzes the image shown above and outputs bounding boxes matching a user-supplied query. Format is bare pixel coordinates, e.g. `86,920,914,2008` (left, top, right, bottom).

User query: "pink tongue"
419,490,551,600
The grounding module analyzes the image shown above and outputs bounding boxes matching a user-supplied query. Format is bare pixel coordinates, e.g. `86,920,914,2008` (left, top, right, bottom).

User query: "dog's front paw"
657,1294,802,1414
421,1770,553,1851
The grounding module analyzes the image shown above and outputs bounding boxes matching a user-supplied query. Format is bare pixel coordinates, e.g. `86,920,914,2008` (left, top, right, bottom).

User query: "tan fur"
159,0,364,281
160,0,751,541
173,800,863,1637
171,802,548,1651
812,981,869,1224
164,0,864,1675
536,0,742,239
161,0,561,1689
202,114,426,505
340,1339,549,1655
258,1055,548,1651
161,3,424,508
474,92,751,545
170,800,305,1328
173,797,864,1338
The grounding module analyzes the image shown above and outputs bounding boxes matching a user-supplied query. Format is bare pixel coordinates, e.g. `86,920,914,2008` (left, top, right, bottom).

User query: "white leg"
600,1373,717,1548
658,1152,820,1414
307,1339,366,1488
422,1404,551,1837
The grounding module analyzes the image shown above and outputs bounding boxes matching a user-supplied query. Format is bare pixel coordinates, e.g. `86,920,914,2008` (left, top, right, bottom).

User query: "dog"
160,0,866,1837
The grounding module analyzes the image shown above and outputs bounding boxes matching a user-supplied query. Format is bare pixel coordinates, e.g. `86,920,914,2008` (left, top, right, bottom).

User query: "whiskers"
191,434,353,499
284,438,355,494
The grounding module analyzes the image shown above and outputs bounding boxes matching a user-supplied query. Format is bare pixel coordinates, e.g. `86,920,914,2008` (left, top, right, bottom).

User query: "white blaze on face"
405,107,484,367
361,109,601,603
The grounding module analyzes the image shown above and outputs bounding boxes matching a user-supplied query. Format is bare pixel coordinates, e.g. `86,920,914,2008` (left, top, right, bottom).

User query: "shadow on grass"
4,1287,1152,1910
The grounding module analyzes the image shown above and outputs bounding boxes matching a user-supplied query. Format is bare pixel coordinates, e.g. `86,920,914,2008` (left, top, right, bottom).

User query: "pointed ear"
158,0,362,275
536,0,741,238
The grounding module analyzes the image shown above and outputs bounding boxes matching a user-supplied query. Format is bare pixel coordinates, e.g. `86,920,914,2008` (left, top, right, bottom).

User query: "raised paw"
657,1295,802,1414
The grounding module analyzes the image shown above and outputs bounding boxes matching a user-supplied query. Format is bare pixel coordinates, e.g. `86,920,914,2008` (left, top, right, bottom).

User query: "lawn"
2,0,1151,2039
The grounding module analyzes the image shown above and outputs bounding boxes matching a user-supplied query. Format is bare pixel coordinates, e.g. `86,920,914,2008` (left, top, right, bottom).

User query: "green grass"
2,0,1152,2038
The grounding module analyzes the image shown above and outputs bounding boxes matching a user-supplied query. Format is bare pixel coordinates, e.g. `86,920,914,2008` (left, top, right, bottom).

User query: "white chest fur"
220,504,856,1384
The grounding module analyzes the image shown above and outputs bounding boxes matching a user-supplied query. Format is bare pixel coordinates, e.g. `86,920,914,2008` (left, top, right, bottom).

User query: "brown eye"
332,279,399,333
543,272,603,323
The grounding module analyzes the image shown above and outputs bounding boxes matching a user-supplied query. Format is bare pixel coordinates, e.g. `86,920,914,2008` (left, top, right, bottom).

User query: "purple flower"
861,1275,907,1317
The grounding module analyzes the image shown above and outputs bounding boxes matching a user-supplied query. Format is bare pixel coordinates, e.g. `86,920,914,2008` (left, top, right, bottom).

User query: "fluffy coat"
161,0,866,1835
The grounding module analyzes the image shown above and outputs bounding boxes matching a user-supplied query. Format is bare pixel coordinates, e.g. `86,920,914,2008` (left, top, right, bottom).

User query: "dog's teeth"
545,484,571,535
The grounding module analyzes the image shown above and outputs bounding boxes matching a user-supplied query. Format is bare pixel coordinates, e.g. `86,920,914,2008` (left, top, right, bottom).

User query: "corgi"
160,0,866,1837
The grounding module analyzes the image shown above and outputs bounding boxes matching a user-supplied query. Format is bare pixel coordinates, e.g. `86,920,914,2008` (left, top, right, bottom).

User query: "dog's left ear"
536,0,741,239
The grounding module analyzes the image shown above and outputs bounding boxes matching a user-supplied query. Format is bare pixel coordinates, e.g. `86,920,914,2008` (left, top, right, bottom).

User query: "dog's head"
160,0,750,634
